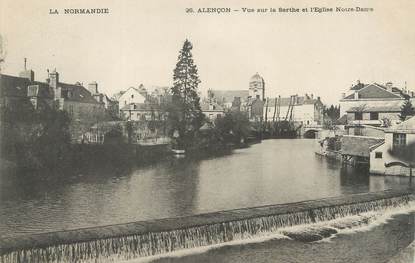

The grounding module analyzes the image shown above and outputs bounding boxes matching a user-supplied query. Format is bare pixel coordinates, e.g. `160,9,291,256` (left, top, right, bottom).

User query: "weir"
1,190,414,263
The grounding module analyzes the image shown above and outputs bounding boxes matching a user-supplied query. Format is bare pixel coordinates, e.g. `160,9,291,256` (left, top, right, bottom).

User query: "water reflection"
0,139,411,237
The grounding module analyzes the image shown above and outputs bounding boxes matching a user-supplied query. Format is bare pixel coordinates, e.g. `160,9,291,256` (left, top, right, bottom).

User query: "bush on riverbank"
0,102,72,171
187,111,251,153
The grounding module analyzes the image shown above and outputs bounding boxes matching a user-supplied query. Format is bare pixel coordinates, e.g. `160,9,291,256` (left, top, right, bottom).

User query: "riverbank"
1,189,413,262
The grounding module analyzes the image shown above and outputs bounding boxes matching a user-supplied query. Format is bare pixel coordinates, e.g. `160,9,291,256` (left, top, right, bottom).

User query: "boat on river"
171,149,185,155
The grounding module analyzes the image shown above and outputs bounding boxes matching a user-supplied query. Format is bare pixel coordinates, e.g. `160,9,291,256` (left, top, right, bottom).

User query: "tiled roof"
336,114,348,125
341,135,385,157
350,82,366,91
1,74,101,104
347,101,403,112
210,90,249,103
60,82,100,104
344,83,403,100
0,74,53,98
386,116,415,134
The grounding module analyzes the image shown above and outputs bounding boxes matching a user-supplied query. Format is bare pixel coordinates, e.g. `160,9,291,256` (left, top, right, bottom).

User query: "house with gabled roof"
117,86,148,108
200,101,225,121
369,116,415,176
340,81,415,126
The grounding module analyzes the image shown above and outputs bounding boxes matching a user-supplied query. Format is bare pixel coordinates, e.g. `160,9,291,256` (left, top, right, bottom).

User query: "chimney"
310,94,314,99
18,58,35,82
48,69,61,101
49,69,59,89
354,91,359,100
385,82,393,92
88,82,99,94
341,93,346,99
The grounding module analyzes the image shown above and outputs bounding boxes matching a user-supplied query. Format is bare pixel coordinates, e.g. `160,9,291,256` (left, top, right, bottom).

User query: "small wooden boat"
171,149,185,155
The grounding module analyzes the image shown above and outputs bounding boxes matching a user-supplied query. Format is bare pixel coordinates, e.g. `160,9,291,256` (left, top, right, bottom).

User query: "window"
375,152,383,159
393,133,406,147
370,112,379,120
355,112,363,120
131,94,134,99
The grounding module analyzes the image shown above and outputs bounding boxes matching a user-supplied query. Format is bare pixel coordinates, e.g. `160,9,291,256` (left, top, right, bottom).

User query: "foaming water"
123,201,415,263
2,195,413,263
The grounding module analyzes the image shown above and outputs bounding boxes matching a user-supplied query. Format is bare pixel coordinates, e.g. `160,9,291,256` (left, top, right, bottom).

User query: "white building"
340,81,415,126
263,94,324,125
370,116,415,176
120,103,161,121
117,86,147,108
201,101,225,121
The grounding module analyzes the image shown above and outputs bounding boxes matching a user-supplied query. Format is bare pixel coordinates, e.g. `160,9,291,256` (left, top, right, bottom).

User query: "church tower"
249,73,265,101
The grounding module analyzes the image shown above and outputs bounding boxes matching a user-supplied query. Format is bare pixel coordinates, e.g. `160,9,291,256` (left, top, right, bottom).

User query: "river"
0,139,414,262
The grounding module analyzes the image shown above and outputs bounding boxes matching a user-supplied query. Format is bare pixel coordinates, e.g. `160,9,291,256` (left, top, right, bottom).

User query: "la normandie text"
49,8,110,15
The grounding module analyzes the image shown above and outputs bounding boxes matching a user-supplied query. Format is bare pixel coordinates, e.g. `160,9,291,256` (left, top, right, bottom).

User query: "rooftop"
387,116,415,134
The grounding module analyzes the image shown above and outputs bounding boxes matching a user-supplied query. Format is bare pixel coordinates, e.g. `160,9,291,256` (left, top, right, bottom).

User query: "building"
120,102,161,121
208,89,249,109
201,101,225,121
263,94,324,125
249,72,265,101
340,81,415,126
370,116,415,176
88,82,119,118
208,73,265,110
0,61,108,142
117,86,148,109
248,98,265,122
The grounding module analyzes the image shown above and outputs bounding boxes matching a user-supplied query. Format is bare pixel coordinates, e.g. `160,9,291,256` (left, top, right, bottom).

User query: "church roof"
250,73,264,82
210,90,249,103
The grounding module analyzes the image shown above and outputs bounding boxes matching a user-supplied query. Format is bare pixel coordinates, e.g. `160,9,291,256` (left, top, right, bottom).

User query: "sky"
1,0,415,105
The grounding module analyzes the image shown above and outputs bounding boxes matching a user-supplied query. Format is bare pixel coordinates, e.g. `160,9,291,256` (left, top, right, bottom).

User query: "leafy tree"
399,99,415,121
214,111,251,144
104,124,124,145
324,104,340,121
0,102,71,170
168,39,204,148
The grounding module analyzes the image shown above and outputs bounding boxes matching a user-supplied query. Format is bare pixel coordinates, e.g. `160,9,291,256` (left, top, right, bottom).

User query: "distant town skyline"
1,0,415,104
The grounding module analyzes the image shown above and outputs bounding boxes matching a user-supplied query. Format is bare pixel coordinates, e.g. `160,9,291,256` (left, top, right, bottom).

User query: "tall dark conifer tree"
169,39,203,148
